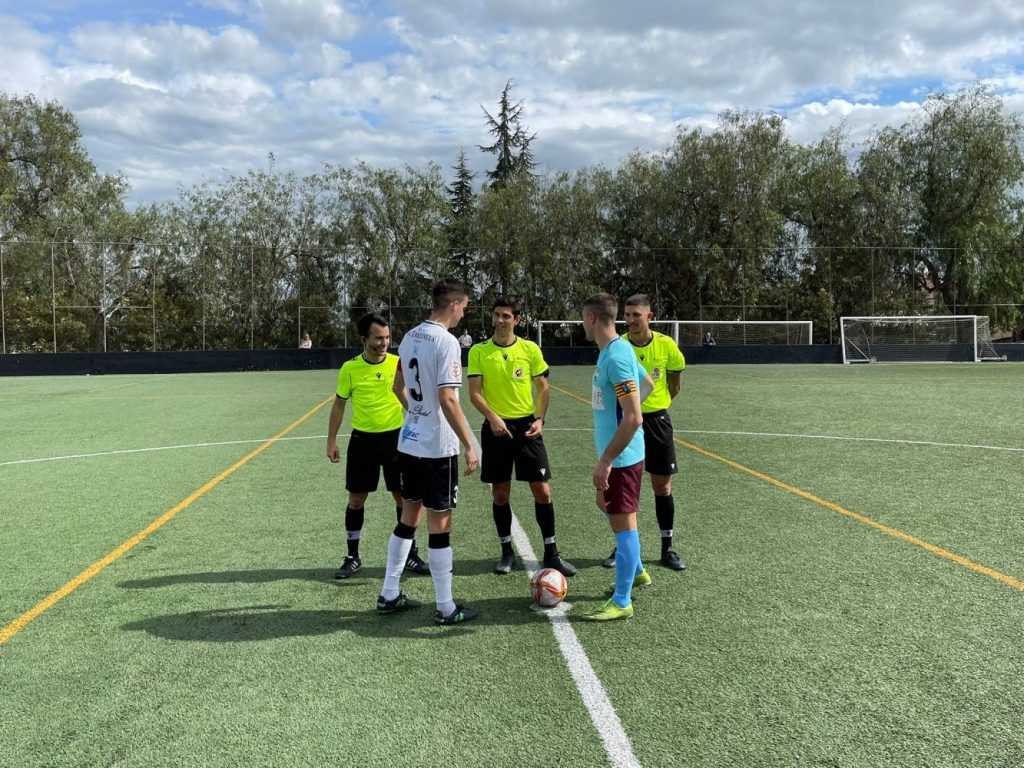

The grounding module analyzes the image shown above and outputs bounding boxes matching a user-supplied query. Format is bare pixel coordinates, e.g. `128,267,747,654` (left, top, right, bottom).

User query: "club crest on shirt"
513,366,525,379
652,367,662,380
448,361,462,378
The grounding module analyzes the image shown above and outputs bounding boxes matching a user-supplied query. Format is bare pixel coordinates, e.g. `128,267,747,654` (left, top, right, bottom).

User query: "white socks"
381,534,413,600
428,546,456,616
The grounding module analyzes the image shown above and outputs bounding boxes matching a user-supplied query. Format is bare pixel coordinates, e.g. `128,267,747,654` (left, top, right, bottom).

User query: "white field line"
677,429,1024,454
509,514,642,768
0,429,588,468
0,435,325,467
6,428,1023,469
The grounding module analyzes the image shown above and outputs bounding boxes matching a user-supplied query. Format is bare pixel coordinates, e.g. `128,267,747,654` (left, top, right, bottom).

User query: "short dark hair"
432,278,469,310
584,293,618,324
624,294,652,309
356,312,389,338
492,296,522,317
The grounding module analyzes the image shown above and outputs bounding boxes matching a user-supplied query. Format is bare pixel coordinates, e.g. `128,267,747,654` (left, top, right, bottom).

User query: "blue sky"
2,0,1022,205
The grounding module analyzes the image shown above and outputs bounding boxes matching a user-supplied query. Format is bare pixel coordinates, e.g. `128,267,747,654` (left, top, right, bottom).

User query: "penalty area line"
509,516,642,768
0,396,335,647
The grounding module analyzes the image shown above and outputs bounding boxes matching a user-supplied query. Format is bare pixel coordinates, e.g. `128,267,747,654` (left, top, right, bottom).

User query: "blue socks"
612,528,641,608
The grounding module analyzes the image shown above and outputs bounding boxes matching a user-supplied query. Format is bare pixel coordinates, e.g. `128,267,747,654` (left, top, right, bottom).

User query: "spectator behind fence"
703,332,716,347
299,333,312,349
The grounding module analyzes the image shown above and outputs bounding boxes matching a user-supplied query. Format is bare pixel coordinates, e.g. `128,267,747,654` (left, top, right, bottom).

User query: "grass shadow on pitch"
449,556,612,576
120,596,551,642
117,568,366,589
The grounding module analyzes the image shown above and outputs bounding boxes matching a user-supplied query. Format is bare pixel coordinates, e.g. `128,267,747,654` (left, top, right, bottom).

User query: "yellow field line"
0,396,335,647
550,383,1024,593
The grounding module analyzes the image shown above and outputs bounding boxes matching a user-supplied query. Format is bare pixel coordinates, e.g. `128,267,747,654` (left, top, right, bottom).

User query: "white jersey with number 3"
397,320,463,458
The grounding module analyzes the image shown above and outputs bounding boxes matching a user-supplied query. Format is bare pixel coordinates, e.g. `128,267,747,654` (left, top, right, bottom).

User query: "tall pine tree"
479,80,537,189
446,147,477,284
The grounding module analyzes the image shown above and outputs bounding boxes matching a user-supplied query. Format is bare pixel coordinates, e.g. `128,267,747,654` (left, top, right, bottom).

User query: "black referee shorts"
345,428,402,494
480,415,553,484
641,410,678,476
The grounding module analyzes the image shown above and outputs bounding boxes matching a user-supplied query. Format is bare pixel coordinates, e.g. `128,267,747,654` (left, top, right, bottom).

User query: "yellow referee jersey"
467,337,548,419
622,332,685,413
336,353,403,432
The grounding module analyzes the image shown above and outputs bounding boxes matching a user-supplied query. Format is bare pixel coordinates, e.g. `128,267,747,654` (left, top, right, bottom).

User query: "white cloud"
0,14,56,97
2,0,1022,204
784,99,923,148
66,22,278,79
250,0,361,45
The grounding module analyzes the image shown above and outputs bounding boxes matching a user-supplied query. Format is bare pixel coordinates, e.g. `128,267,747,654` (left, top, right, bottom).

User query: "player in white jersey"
376,279,481,625
395,321,463,458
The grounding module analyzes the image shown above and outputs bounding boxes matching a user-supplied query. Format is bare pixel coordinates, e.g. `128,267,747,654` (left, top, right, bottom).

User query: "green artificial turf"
2,364,1022,767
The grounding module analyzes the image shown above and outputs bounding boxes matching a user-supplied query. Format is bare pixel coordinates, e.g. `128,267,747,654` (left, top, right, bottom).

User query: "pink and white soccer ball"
530,567,568,607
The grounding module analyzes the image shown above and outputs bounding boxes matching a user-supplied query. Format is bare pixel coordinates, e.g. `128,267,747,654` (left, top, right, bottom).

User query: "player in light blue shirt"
583,293,654,621
592,338,646,468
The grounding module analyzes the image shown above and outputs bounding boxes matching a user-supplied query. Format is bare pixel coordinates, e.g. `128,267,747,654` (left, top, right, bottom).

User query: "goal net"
840,315,1004,363
673,321,811,345
535,320,812,346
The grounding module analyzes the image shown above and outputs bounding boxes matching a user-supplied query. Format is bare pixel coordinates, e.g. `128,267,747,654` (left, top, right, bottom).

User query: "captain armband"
613,380,637,398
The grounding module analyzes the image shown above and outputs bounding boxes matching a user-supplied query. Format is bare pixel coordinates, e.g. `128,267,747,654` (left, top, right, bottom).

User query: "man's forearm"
327,400,345,443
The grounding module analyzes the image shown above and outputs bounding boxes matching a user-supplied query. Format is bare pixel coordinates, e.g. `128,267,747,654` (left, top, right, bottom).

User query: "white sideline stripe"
677,429,1024,454
0,429,594,468
0,435,325,467
509,514,642,768
6,427,1021,469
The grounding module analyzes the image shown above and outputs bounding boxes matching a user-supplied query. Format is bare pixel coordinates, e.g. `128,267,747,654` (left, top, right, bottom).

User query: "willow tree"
857,84,1024,314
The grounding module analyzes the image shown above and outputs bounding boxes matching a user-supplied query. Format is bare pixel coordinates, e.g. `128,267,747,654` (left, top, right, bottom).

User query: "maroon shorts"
600,460,644,514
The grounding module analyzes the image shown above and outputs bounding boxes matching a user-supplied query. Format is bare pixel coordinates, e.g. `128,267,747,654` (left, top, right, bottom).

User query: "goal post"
840,315,1005,363
535,319,812,347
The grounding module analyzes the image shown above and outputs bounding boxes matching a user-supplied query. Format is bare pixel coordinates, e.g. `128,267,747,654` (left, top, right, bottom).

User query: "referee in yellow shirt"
326,313,429,579
468,297,576,577
602,294,687,571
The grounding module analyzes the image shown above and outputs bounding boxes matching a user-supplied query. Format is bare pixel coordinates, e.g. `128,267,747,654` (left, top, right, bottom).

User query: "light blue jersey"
592,337,645,468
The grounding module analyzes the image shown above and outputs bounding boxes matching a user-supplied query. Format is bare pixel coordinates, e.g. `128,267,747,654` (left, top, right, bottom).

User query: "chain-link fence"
3,241,1021,352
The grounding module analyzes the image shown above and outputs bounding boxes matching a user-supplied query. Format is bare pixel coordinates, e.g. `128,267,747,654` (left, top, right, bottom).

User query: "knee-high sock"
655,494,675,549
345,506,364,557
381,522,414,600
428,532,456,616
493,503,513,551
612,528,641,609
535,502,557,557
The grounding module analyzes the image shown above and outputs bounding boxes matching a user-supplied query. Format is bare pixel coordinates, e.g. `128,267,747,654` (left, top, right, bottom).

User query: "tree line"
2,81,1023,352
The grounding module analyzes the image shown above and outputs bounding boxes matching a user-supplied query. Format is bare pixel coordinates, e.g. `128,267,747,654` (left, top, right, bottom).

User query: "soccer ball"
530,567,568,608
